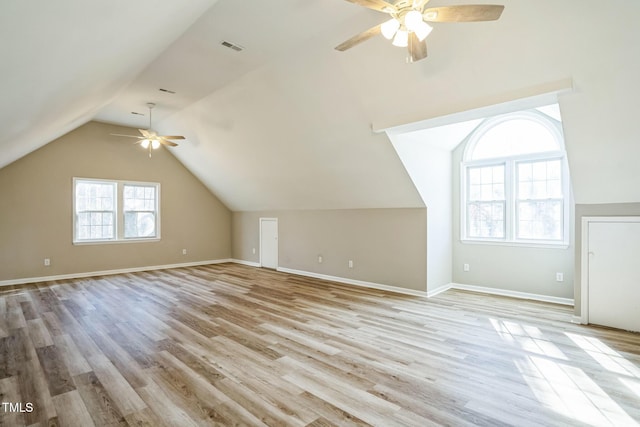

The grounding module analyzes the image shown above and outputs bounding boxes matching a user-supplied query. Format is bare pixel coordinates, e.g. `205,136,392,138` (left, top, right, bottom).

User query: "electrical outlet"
463,263,470,272
182,249,187,255
44,258,50,266
318,255,323,263
252,248,256,254
556,272,564,282
348,260,353,269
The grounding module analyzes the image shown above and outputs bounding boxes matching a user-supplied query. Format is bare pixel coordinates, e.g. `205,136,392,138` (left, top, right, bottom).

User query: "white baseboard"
275,267,429,298
4,260,575,309
449,282,574,306
0,259,232,287
571,315,585,324
427,283,452,298
230,259,261,268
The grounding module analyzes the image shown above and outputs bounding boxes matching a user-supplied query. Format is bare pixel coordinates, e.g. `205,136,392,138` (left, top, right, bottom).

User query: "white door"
260,218,278,269
588,220,640,332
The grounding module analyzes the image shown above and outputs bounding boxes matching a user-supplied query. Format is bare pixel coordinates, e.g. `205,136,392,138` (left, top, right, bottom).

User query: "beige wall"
0,121,231,282
573,203,640,315
232,208,427,292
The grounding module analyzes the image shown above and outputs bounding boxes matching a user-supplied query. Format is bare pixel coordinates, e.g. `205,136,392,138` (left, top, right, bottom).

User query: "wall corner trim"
427,284,452,298
275,267,429,298
0,259,232,287
449,282,574,306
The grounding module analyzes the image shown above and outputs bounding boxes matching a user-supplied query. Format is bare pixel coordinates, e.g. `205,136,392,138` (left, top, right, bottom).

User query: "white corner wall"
387,132,452,292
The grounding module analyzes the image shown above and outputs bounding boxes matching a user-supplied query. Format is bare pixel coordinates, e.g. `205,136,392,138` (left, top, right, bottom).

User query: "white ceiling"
3,1,640,209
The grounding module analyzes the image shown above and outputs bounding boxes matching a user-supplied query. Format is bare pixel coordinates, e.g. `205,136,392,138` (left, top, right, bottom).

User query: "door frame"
580,216,640,325
259,217,278,269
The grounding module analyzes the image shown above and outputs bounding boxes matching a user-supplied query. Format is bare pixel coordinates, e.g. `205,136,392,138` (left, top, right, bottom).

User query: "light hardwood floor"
1,263,639,426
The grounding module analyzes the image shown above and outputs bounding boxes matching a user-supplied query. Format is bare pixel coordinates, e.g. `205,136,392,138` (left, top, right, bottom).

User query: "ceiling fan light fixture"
392,29,409,47
140,139,150,149
404,10,424,32
414,21,433,42
381,18,400,40
151,139,161,150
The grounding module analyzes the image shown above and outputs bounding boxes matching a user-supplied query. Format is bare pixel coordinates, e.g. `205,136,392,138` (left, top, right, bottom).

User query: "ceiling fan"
336,0,504,62
111,102,185,157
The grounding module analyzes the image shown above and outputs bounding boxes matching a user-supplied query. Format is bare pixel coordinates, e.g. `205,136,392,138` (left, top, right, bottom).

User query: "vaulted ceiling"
2,1,640,211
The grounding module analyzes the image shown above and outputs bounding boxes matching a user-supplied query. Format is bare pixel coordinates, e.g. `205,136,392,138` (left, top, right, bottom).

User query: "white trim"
372,78,574,133
449,282,574,306
230,259,261,268
276,267,429,298
0,259,232,287
427,283,452,298
580,216,640,326
460,239,569,250
571,315,585,325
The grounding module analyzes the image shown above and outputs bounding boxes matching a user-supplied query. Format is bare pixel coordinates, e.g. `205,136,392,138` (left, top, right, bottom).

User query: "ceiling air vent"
131,111,144,116
159,88,176,94
221,40,244,52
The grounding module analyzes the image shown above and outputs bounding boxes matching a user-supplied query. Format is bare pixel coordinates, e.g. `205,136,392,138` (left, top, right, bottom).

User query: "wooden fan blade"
159,139,178,147
335,23,382,51
139,129,152,138
408,32,428,62
110,133,143,139
413,0,431,9
423,5,504,22
343,0,396,13
159,135,185,140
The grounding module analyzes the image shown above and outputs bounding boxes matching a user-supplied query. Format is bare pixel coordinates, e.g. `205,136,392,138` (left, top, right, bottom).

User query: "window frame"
73,177,161,245
460,110,570,248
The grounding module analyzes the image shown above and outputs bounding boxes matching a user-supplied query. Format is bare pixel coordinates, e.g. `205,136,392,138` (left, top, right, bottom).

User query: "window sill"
73,238,161,246
460,239,569,250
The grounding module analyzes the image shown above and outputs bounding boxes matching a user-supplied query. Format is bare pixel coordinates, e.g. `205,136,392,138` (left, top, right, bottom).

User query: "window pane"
124,185,156,212
468,165,505,202
123,184,158,238
517,159,562,200
124,212,156,238
517,201,562,240
75,180,116,241
471,118,560,160
468,202,505,238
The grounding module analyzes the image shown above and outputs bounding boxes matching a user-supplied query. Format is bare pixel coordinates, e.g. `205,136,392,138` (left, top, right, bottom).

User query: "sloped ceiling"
0,0,216,169
2,1,640,210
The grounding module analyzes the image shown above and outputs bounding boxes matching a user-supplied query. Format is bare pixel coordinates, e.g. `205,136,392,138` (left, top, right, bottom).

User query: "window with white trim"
461,108,569,246
73,178,160,243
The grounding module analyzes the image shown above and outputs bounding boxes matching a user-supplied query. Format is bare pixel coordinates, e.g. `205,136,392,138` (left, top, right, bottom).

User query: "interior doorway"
260,217,278,269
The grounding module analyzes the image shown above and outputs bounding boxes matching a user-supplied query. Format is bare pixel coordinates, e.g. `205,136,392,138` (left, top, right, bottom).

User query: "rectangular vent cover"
221,40,243,52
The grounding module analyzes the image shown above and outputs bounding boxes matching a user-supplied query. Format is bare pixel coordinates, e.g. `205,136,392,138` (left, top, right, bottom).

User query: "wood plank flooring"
1,263,639,426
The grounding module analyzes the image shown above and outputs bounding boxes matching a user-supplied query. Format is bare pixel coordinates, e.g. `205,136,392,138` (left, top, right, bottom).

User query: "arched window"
461,108,569,245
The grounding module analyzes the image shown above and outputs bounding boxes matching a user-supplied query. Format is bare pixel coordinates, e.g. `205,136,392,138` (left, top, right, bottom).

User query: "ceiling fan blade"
110,133,143,139
139,129,152,138
335,23,382,51
408,32,428,62
159,135,185,140
343,0,397,13
423,5,504,22
159,139,179,147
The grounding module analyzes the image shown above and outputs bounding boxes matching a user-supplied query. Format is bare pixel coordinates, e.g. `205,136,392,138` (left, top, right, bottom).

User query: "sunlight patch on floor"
566,332,640,378
490,318,639,426
490,318,567,359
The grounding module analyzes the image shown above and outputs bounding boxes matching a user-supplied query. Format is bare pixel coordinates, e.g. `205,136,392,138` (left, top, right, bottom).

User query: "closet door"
260,218,278,269
587,220,640,332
